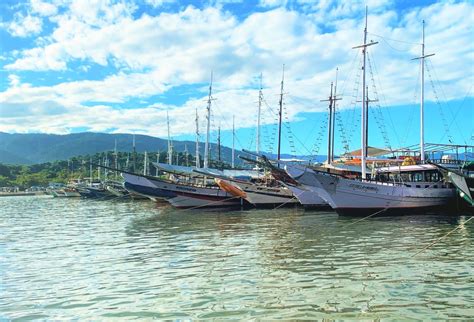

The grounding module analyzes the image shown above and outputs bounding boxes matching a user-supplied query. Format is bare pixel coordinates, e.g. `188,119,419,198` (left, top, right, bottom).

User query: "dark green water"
1,196,473,320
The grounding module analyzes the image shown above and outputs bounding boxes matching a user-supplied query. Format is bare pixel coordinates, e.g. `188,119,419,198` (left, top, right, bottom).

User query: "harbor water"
1,196,473,320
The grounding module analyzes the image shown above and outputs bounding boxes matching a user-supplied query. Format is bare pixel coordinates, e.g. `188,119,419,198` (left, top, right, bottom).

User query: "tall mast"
352,7,377,179
204,72,213,168
277,64,285,161
332,68,338,163
412,21,434,163
326,83,334,165
257,73,263,157
321,77,341,165
195,108,200,168
361,8,368,179
167,109,173,165
232,115,235,168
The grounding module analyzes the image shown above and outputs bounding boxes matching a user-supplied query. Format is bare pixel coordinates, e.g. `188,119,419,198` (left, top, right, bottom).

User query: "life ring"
215,179,247,198
402,157,416,166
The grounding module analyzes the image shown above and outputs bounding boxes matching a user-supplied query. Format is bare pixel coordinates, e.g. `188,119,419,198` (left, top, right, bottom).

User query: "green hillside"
0,132,241,165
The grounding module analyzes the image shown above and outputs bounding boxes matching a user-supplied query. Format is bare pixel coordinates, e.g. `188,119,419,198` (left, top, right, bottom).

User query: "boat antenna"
277,64,285,161
204,71,213,168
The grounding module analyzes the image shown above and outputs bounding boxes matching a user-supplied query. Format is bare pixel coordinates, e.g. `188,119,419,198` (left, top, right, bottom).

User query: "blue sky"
0,0,472,155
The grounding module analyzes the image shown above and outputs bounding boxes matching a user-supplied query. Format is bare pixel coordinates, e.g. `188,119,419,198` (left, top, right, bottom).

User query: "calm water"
1,196,473,320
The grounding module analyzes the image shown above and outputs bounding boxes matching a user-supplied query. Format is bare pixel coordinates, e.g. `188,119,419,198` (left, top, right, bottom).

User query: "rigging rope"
367,52,392,150
425,59,455,144
427,58,467,144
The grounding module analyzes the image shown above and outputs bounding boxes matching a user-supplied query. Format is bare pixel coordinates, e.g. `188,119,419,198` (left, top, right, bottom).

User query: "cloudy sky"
0,0,472,155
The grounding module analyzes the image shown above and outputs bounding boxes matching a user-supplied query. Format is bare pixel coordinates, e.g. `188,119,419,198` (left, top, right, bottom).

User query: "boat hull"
284,184,328,209
286,164,455,216
229,181,299,207
123,173,177,200
147,177,243,209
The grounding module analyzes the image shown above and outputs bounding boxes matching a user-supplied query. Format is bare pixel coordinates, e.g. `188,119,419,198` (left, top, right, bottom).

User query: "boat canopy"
152,162,263,179
375,163,438,173
346,146,392,157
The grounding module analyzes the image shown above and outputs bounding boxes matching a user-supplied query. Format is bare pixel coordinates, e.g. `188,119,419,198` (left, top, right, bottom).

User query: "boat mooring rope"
180,195,243,212
411,216,473,257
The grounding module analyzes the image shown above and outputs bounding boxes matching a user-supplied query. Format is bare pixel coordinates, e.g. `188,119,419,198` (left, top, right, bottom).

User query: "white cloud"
145,0,174,8
0,1,472,143
259,0,287,8
7,12,42,37
8,75,20,87
30,0,58,16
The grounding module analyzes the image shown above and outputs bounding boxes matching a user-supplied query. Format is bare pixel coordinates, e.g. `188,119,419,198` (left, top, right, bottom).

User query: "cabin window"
411,172,424,182
427,171,440,182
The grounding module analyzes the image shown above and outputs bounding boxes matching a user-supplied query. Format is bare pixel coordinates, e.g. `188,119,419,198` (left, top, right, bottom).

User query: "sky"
0,0,472,156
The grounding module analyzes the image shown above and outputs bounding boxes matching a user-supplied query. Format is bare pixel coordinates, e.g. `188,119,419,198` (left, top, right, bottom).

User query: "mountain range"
0,132,324,165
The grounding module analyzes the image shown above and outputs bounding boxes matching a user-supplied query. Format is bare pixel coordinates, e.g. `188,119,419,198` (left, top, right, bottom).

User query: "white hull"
230,181,299,206
284,184,327,207
286,164,455,215
51,190,81,198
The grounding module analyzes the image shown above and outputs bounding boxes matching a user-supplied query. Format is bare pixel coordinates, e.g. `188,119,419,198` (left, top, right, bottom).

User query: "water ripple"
0,196,473,320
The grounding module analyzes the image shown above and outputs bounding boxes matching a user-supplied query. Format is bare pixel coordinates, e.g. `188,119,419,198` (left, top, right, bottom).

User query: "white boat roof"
152,162,262,179
376,163,437,173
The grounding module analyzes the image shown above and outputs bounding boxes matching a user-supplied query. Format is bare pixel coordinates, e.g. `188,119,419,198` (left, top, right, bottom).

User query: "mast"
232,115,235,168
195,108,200,168
132,134,136,173
185,144,189,167
352,7,377,179
167,109,173,165
114,138,118,179
325,83,334,165
156,151,160,176
277,64,285,161
257,73,263,157
143,151,148,175
89,157,92,184
332,68,339,163
104,152,108,179
412,21,434,163
204,72,213,168
321,78,341,165
217,125,221,162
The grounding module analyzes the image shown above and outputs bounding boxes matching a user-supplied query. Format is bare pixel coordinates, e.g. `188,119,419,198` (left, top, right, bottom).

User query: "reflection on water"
1,196,473,319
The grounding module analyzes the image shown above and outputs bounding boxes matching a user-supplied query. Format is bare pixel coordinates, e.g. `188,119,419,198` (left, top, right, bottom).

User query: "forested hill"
0,132,237,165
